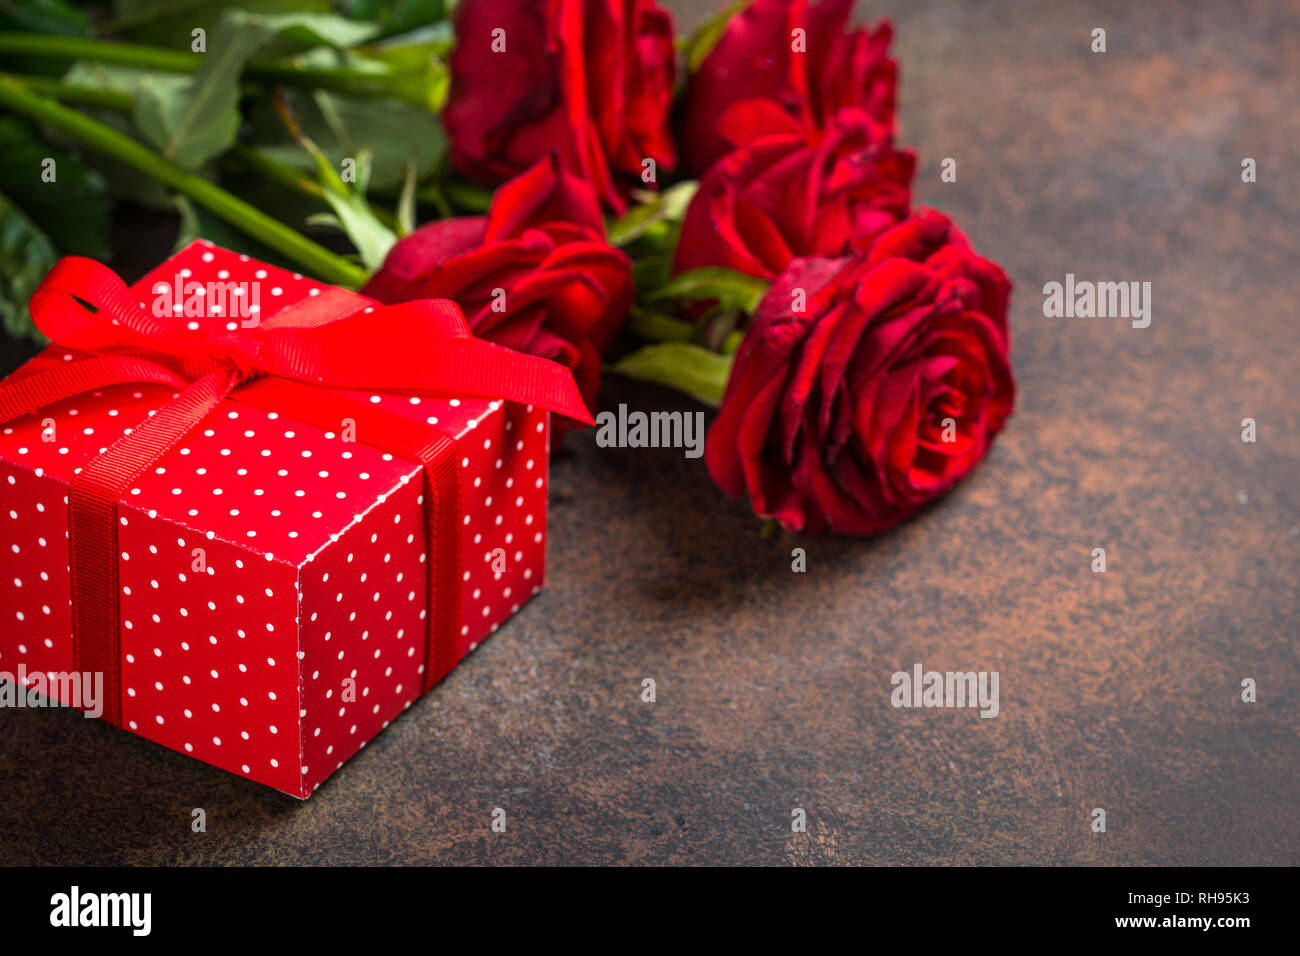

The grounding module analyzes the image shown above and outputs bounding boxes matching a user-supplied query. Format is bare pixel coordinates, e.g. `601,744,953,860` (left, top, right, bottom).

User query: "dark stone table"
1,0,1295,865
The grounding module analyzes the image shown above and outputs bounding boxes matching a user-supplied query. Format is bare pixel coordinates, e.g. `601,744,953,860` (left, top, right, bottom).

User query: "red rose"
682,0,899,176
444,0,677,211
705,211,1015,535
363,154,633,419
673,106,914,281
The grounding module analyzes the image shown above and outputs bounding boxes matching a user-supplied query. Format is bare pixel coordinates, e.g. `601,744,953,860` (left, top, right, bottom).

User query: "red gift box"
0,240,589,797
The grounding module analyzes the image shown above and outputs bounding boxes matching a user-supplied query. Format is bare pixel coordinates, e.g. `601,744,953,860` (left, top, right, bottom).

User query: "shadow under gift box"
0,241,550,798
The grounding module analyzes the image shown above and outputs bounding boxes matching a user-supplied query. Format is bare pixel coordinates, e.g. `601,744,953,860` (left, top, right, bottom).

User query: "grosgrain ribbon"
0,256,593,726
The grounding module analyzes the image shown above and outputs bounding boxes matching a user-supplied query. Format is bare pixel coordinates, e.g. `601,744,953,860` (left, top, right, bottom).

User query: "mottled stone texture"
0,0,1296,864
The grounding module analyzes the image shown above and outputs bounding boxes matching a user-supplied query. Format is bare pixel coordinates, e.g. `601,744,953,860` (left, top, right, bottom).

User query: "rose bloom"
444,0,677,211
363,154,633,420
673,105,914,281
682,0,899,176
705,211,1015,535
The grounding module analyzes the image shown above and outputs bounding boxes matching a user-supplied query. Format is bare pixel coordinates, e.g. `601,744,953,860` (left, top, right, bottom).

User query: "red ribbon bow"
0,255,593,726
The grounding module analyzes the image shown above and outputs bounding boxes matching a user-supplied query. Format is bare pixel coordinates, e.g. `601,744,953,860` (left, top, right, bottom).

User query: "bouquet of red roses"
0,0,1013,537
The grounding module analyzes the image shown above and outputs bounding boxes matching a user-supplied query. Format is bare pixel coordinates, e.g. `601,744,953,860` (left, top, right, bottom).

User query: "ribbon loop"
26,258,593,426
29,257,169,354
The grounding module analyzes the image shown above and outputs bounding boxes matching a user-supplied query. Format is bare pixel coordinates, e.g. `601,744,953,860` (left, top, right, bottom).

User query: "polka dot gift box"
0,240,593,798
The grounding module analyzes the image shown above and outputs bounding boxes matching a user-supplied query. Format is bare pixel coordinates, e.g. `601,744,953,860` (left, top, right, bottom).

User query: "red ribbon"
0,256,593,727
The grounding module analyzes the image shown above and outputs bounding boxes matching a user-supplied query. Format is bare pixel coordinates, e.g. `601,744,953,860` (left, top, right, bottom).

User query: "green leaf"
644,266,770,315
0,189,57,341
318,179,396,271
606,180,698,247
353,39,450,110
0,0,89,36
105,0,333,47
59,61,177,208
0,116,109,258
0,0,91,75
63,59,158,96
627,305,693,343
250,10,382,50
338,0,447,40
683,0,752,73
299,142,396,271
608,342,733,407
244,86,446,193
606,202,658,248
132,10,381,171
377,19,454,55
651,180,698,223
395,157,417,237
132,73,223,168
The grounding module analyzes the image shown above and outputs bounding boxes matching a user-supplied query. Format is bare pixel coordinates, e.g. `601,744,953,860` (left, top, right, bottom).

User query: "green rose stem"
226,144,325,201
0,33,436,109
0,33,198,72
0,77,383,225
9,73,264,111
3,78,398,230
0,75,368,289
3,74,134,111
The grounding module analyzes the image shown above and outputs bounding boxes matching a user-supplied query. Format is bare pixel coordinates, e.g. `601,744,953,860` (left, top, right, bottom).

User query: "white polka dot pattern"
0,240,551,798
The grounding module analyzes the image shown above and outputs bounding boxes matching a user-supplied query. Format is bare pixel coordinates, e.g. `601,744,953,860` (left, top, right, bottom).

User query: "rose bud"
674,105,914,281
444,0,677,211
363,154,633,425
705,211,1015,535
682,0,899,176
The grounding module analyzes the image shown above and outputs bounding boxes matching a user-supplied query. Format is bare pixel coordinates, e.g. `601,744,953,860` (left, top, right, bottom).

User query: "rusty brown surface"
0,0,1297,865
